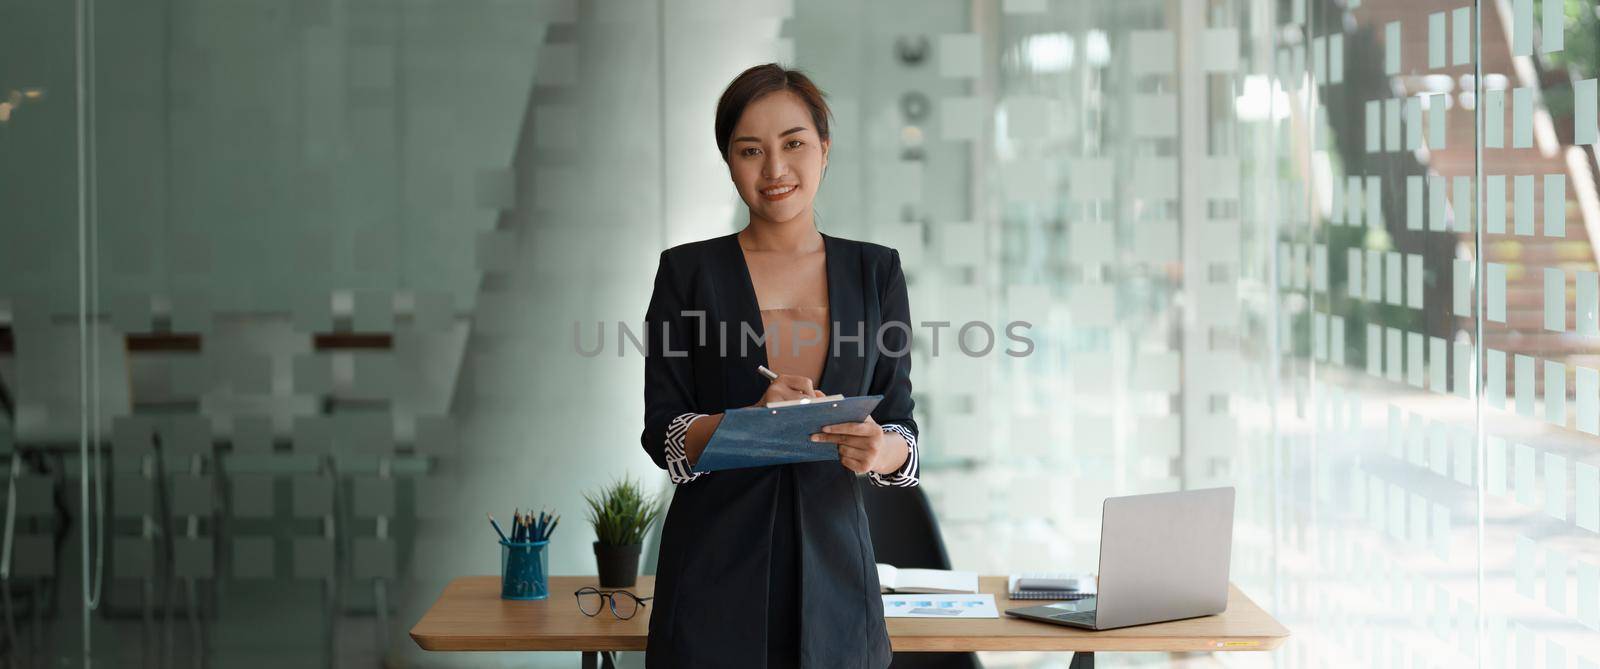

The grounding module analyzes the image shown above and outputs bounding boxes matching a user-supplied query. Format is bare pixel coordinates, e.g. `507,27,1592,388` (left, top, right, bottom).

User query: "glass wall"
2,0,1600,667
1476,0,1600,665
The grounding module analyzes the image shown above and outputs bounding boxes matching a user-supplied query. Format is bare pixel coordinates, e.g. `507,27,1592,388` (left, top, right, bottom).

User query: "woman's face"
726,90,829,226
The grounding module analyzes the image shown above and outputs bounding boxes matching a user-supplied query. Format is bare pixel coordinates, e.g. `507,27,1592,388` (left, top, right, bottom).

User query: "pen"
758,365,779,380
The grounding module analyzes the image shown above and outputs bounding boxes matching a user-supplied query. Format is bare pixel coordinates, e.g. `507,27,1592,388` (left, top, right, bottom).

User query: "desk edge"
411,577,1291,653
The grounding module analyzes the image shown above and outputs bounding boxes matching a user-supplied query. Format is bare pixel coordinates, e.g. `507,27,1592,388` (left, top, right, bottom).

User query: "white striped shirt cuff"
867,423,919,488
664,412,708,484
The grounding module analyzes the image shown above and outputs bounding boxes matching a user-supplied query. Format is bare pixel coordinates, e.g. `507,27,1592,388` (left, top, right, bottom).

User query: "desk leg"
1068,651,1094,669
580,651,617,669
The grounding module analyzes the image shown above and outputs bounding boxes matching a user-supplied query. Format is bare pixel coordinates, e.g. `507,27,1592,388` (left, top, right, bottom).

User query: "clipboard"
692,395,884,473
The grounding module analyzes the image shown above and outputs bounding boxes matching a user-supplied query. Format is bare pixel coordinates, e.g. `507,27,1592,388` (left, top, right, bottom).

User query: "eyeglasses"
574,586,654,620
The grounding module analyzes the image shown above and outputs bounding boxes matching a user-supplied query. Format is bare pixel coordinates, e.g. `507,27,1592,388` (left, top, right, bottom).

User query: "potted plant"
583,476,663,588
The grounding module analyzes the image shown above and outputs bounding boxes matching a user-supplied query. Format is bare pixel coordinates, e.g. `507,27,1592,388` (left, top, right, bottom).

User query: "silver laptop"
1005,487,1235,630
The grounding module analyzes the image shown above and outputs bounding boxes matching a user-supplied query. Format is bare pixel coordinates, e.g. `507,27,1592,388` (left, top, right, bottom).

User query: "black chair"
859,482,981,669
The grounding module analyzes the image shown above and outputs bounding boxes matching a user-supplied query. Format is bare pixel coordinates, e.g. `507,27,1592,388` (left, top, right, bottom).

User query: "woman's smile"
760,183,798,201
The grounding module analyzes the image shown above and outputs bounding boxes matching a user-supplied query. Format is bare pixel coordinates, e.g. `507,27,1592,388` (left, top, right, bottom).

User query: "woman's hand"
811,415,900,475
757,373,826,407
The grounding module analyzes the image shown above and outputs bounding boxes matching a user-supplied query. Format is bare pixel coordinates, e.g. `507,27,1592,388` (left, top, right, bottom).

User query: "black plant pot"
594,542,642,588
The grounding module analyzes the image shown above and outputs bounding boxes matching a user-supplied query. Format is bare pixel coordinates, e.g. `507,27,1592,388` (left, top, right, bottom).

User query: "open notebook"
876,564,979,594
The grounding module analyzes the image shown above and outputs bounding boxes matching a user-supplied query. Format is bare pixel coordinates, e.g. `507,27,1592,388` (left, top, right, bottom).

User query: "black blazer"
641,231,918,668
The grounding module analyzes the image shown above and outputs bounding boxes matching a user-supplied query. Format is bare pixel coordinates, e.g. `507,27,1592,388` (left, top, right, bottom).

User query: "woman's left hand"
811,415,892,475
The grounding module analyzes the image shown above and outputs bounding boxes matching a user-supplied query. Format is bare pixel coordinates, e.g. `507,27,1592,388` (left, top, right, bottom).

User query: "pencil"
488,514,509,543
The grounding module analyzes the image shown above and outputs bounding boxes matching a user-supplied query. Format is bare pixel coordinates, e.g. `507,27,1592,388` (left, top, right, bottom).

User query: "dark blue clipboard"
692,395,884,473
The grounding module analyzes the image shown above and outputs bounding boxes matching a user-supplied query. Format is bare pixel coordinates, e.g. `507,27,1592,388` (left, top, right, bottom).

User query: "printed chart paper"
882,594,1000,619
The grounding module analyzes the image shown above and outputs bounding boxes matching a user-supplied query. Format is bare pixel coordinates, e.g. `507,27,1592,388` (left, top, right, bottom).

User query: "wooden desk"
411,575,1288,667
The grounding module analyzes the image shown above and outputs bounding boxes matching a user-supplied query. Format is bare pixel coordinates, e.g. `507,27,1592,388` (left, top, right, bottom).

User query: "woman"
640,63,919,669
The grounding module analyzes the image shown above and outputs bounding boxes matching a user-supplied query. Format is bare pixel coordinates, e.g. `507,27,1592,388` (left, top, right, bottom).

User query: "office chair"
858,482,981,669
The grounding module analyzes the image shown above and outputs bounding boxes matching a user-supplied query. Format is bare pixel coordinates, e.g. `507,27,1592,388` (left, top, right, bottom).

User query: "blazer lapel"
720,232,771,407
818,233,866,397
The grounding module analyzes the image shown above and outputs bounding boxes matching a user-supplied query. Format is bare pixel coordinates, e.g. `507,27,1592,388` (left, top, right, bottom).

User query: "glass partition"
2,0,1599,666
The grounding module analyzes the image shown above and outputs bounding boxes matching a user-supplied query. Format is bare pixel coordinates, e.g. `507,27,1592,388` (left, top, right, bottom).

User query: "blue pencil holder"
500,540,550,600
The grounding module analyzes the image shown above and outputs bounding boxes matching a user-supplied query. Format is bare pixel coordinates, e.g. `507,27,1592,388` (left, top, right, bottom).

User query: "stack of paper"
876,564,979,594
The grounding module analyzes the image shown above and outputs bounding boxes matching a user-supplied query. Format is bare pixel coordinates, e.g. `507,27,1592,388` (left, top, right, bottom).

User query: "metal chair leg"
142,579,154,669
1,455,20,669
374,578,390,653
185,577,203,669
1068,651,1094,669
1,579,15,669
161,577,175,668
323,577,337,669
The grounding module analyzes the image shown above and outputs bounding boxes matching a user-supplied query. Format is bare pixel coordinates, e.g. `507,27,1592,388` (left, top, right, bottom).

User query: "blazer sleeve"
866,249,920,488
641,250,709,484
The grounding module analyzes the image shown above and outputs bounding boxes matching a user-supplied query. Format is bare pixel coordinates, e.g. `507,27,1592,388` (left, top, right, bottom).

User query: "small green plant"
583,476,663,546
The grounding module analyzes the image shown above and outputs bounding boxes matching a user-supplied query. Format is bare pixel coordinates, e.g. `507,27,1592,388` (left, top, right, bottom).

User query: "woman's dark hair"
714,63,833,162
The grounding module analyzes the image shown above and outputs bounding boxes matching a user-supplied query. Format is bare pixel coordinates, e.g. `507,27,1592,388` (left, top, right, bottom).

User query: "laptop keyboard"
1050,610,1096,625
